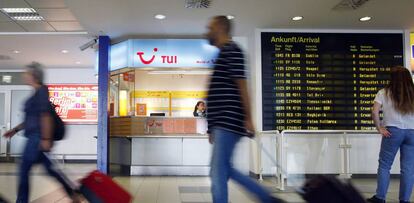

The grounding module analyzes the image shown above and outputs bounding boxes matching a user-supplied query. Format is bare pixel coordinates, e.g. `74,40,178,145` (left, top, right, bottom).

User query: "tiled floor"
0,163,411,203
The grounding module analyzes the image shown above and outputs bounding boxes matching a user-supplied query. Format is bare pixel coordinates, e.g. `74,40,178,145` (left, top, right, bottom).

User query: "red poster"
48,84,98,124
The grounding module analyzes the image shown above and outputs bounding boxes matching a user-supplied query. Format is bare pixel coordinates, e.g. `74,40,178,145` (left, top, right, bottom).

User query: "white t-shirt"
374,88,414,129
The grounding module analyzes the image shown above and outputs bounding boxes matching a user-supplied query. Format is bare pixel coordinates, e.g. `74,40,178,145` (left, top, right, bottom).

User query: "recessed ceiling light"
2,75,12,83
226,15,235,20
13,50,20,54
154,14,166,20
292,16,303,21
75,61,81,64
359,16,372,22
61,50,69,54
12,15,44,21
1,8,44,21
0,8,36,13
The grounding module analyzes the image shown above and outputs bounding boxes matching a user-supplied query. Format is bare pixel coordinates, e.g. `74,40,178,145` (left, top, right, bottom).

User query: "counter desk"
109,116,250,176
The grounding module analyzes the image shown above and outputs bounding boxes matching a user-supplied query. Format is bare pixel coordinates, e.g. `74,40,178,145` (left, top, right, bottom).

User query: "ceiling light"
2,75,12,83
0,8,36,13
292,16,303,21
155,14,166,20
13,50,20,54
1,8,44,21
9,14,44,21
226,15,235,20
359,16,372,22
61,50,69,54
75,61,81,64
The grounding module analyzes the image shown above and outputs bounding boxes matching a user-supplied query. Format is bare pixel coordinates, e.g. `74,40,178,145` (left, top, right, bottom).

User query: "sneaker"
367,196,385,203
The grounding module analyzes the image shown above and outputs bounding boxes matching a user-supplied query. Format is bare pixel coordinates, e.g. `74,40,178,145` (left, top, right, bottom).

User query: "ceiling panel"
0,0,30,8
25,0,66,8
49,21,83,31
0,22,25,32
18,21,55,31
0,12,11,22
0,35,95,69
37,9,77,21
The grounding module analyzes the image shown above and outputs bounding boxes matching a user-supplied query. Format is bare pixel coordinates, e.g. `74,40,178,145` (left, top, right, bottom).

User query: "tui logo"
137,48,158,64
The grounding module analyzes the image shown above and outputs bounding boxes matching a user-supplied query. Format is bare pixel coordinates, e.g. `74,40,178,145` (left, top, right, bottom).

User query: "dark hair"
26,62,44,85
213,15,232,35
193,101,205,115
385,66,414,114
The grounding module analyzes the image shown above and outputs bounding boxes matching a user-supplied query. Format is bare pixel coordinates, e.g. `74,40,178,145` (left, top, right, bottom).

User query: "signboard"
411,33,414,71
48,84,98,124
109,39,219,71
261,31,404,131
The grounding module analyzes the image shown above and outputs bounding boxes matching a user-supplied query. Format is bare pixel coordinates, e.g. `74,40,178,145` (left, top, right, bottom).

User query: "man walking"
206,16,283,203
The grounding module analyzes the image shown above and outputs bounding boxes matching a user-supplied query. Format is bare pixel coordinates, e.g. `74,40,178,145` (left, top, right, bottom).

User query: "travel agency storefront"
106,39,250,176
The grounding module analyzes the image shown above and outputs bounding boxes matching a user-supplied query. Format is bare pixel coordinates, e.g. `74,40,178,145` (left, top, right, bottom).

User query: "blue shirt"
24,85,50,137
207,41,247,136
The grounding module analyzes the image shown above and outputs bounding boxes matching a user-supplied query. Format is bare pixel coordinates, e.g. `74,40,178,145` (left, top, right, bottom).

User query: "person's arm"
38,86,54,151
372,101,391,137
236,79,255,137
3,123,24,138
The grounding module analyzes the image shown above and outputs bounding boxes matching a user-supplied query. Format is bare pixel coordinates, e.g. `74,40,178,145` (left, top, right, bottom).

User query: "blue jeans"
16,135,74,203
210,128,273,203
376,126,414,202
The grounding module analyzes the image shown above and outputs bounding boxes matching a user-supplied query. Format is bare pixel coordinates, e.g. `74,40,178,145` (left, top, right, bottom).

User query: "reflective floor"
0,163,410,203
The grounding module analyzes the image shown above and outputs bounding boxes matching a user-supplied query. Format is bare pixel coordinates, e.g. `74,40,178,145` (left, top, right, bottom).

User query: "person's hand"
3,129,17,138
40,139,53,152
208,134,214,144
245,118,255,138
378,127,391,138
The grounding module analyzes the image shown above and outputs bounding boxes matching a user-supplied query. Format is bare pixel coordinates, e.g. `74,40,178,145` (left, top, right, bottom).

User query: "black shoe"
367,196,385,203
400,201,410,203
269,196,286,203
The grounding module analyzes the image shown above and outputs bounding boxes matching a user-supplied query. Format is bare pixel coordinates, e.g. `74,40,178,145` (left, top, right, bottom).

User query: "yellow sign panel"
411,33,414,71
134,91,170,98
133,91,206,99
171,91,207,99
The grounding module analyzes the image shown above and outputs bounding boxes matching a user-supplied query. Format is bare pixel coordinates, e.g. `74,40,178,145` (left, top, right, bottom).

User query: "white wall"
45,68,98,160
134,71,209,91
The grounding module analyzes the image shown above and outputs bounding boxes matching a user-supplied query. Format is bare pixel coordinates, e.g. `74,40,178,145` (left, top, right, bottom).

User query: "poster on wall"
48,84,98,124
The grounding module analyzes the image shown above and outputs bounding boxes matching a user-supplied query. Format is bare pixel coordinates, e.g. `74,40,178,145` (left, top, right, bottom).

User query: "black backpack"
50,103,65,141
300,175,366,203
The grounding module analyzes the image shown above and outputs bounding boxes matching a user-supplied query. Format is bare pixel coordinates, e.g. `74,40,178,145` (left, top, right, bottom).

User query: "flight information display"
261,32,404,131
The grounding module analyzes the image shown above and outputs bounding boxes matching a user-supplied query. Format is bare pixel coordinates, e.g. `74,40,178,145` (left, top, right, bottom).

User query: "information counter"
109,117,249,175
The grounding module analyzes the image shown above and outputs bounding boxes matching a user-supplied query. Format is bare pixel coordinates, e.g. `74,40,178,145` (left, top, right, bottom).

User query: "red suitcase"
79,170,132,203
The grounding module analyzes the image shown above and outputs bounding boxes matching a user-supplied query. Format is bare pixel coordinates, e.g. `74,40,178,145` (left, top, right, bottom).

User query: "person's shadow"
0,195,9,203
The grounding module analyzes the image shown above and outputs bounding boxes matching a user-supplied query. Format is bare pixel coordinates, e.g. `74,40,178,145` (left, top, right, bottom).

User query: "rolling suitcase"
79,170,132,203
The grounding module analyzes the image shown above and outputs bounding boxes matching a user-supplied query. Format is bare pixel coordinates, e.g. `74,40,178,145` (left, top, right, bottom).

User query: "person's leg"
399,129,414,202
40,152,75,196
229,168,273,203
16,137,40,203
210,128,240,203
376,127,405,200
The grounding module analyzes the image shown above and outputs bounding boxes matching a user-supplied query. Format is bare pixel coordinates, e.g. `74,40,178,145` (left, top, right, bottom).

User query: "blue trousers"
16,135,74,203
376,127,414,202
210,128,273,203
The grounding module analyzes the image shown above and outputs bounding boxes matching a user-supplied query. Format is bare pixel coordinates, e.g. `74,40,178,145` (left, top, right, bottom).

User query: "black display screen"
261,32,404,131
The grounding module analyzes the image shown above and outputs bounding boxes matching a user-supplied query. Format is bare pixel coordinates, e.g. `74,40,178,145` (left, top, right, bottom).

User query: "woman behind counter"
368,66,414,203
193,101,206,117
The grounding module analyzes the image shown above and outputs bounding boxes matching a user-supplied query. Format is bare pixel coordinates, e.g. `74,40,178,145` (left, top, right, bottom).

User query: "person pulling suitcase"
2,62,81,203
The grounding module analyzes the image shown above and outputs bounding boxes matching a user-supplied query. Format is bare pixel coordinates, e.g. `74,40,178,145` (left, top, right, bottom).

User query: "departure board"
261,32,404,131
